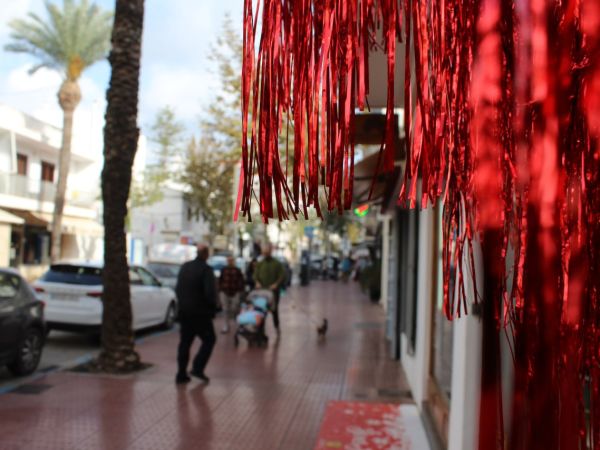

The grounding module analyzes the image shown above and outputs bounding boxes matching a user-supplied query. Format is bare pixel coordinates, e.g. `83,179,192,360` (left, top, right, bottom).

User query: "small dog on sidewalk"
317,318,328,339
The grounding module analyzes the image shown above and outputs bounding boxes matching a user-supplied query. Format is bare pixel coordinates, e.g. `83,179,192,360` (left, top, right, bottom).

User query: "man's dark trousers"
271,289,281,330
177,315,216,376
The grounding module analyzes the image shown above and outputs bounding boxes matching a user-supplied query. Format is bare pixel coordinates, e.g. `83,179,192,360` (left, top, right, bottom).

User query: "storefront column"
379,213,391,313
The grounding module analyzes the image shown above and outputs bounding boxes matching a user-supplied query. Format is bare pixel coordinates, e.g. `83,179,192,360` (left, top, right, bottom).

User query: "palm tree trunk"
96,0,145,373
51,80,81,262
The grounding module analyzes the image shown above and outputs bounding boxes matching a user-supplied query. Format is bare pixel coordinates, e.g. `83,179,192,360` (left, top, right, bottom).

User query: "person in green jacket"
254,244,285,334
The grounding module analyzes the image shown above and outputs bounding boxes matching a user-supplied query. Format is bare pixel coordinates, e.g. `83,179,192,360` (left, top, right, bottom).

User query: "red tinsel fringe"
240,0,600,448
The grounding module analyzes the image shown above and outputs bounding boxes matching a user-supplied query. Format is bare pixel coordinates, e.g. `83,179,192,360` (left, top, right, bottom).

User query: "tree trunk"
96,0,145,373
51,80,81,262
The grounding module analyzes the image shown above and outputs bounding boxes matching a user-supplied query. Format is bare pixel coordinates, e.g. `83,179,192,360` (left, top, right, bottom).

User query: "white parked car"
33,262,178,335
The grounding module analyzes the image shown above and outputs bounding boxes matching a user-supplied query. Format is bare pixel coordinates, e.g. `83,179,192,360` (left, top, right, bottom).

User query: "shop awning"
4,209,103,237
352,149,404,208
4,209,48,228
38,213,104,238
352,112,405,208
0,208,25,225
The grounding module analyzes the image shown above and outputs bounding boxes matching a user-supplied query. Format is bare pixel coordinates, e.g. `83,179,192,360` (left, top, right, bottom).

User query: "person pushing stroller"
218,256,245,334
234,289,274,347
253,244,286,335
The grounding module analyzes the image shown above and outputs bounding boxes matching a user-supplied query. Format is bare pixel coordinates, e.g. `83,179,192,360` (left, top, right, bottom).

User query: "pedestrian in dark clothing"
175,244,217,384
254,244,285,334
218,256,245,333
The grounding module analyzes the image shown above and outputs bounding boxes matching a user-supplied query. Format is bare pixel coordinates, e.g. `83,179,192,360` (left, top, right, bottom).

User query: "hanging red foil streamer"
240,0,401,221
241,0,600,448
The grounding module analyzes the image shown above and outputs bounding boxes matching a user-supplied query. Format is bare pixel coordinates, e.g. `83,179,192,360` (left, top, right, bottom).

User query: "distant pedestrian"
340,256,353,282
254,244,285,335
218,256,245,334
175,244,217,384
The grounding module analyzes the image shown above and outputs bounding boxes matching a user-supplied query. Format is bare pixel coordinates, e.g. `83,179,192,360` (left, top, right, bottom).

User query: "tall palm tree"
97,0,144,372
5,0,113,262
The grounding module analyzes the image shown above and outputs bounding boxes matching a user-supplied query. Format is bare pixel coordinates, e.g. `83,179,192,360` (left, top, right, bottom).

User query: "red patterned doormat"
315,401,431,450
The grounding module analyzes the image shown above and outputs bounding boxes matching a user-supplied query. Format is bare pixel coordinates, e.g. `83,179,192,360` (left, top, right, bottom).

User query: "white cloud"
0,1,38,41
0,64,106,160
137,0,242,131
139,64,218,129
0,0,244,143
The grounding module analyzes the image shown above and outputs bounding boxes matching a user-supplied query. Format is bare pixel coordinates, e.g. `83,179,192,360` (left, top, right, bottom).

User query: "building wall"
380,214,391,313
0,223,10,266
387,203,483,450
447,239,483,450
0,131,12,171
386,212,400,354
0,104,107,269
61,234,103,262
129,187,208,259
399,206,435,406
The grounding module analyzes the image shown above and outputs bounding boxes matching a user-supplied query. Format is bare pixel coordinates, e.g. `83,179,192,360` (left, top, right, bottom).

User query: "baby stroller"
234,289,274,348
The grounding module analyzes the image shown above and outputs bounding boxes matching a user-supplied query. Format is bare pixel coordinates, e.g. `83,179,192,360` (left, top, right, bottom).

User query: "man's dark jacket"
175,257,217,318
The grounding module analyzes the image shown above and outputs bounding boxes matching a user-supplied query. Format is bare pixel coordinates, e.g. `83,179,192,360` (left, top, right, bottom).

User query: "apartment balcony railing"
0,172,99,208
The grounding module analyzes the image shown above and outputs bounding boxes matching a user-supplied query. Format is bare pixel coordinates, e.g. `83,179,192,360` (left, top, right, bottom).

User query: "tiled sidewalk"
0,281,414,450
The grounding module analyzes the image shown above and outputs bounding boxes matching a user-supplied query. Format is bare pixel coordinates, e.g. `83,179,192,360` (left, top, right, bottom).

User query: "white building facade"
378,197,484,450
0,104,103,278
129,185,209,261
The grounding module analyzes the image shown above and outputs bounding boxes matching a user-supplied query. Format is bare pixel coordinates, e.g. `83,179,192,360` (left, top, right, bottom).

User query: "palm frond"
4,0,113,79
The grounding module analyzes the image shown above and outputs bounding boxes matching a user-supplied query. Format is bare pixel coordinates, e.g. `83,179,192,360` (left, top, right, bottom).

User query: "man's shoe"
175,374,191,384
190,370,210,383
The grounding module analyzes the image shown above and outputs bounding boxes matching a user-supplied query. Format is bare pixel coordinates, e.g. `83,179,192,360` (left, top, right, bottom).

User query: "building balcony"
0,171,99,209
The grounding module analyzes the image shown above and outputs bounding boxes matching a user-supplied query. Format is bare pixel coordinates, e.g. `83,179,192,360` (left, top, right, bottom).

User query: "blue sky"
0,0,243,152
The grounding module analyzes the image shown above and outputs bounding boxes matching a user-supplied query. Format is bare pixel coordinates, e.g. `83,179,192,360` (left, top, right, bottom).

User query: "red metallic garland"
240,0,600,448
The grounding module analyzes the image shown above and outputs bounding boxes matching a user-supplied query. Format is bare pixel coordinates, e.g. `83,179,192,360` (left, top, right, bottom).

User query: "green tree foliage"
130,106,184,208
181,15,242,238
5,0,113,78
181,139,237,238
200,14,242,155
321,210,352,236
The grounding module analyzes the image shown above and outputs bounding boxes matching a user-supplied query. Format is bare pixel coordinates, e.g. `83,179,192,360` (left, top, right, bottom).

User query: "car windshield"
147,263,180,278
41,265,103,285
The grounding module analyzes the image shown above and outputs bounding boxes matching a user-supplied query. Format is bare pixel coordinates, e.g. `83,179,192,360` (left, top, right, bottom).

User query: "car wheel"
8,328,44,376
163,302,177,330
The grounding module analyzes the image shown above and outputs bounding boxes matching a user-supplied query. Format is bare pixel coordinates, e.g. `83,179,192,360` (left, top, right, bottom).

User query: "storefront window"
426,206,456,445
432,247,454,399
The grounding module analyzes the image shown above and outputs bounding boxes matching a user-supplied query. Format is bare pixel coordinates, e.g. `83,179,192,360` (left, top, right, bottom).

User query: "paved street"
0,280,423,450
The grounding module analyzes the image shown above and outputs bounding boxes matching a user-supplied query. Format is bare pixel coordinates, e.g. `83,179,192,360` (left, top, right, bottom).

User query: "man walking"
219,256,245,333
254,244,285,335
175,244,217,384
